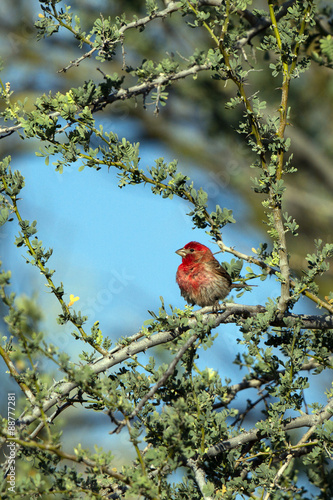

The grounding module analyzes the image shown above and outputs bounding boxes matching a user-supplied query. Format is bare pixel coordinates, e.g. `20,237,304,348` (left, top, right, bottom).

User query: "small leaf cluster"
290,239,333,299
0,156,24,196
133,57,180,82
313,34,333,69
92,16,120,61
36,1,90,48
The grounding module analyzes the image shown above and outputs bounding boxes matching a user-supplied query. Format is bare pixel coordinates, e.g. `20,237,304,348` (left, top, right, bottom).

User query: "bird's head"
175,241,214,263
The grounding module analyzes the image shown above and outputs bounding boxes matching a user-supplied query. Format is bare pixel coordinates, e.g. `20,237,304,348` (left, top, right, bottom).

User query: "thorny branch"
57,1,182,73
14,304,333,429
0,63,211,138
212,358,331,411
1,430,128,484
57,0,296,73
216,241,333,314
1,280,332,491
206,398,333,457
0,0,297,137
110,331,200,433
262,392,333,499
0,1,332,497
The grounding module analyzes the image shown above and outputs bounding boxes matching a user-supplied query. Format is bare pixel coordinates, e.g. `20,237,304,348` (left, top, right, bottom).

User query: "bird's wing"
205,259,232,286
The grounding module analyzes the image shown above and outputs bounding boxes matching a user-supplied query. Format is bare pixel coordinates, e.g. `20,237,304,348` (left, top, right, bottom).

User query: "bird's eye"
189,248,195,252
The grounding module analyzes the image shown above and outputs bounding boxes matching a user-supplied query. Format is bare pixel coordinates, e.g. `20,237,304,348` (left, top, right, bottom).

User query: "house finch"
176,241,248,307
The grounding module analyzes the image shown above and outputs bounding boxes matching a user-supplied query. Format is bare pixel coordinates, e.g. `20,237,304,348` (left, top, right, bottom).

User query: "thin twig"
215,241,333,314
57,1,183,73
112,332,199,433
58,47,96,73
0,344,36,405
212,357,327,411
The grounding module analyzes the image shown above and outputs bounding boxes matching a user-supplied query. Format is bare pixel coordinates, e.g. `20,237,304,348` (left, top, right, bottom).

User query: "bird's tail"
231,282,256,289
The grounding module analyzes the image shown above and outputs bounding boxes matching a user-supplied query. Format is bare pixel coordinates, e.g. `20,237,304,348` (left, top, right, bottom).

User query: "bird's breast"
176,263,210,291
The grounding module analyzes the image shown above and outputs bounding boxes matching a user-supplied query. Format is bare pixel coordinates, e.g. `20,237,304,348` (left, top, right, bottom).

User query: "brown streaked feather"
205,259,232,287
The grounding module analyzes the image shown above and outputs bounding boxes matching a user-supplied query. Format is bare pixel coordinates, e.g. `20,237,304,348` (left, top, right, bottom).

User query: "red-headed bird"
176,241,248,307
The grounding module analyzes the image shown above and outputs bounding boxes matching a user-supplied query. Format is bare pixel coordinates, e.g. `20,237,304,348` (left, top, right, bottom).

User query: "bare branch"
58,47,96,73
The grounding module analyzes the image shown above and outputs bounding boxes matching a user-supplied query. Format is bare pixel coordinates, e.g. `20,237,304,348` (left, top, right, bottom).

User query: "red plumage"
176,241,246,307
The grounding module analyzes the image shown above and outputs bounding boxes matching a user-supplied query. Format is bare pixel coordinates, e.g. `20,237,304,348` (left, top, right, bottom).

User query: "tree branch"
0,1,297,139
0,430,128,484
263,398,333,499
0,344,36,405
206,398,333,457
186,458,214,500
56,0,297,75
0,64,211,139
58,2,182,73
17,304,333,428
110,331,199,433
216,242,333,314
213,358,330,410
94,63,212,110
235,0,296,49
58,47,96,73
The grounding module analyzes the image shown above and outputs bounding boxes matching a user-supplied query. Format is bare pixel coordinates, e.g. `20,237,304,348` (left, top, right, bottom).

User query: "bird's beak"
176,247,187,258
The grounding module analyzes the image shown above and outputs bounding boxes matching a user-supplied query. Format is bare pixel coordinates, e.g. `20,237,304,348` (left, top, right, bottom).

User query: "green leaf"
0,208,9,226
